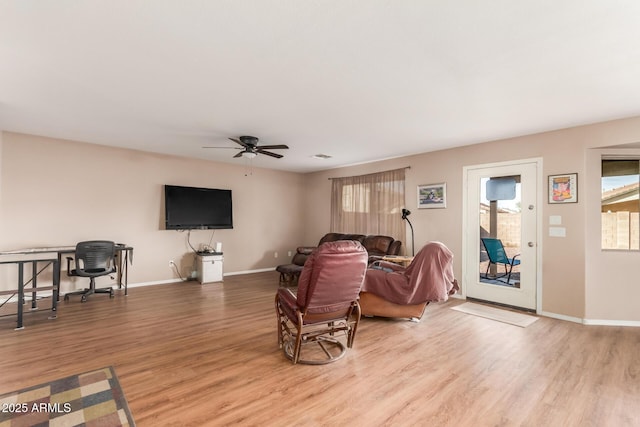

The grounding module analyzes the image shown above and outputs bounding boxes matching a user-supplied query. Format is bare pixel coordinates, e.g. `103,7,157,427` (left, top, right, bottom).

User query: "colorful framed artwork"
418,183,446,209
548,173,578,204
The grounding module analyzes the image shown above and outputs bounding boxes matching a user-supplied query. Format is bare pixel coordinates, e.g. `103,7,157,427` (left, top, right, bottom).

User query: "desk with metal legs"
0,244,133,329
0,257,59,330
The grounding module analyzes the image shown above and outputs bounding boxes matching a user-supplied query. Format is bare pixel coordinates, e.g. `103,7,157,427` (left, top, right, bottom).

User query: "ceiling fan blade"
202,146,241,149
233,151,245,158
257,144,289,150
257,149,283,159
229,137,250,148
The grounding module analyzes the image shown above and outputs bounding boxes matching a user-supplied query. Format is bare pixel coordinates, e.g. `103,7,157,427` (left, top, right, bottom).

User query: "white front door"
463,159,540,311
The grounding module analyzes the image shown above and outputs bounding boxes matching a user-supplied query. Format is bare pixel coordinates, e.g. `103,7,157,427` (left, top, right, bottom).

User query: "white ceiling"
2,1,640,173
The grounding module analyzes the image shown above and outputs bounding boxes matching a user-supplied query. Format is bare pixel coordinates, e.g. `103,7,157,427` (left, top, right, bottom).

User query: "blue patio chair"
480,238,520,284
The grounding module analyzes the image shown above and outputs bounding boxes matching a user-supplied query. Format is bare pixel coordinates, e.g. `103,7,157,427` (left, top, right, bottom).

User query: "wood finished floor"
0,271,639,426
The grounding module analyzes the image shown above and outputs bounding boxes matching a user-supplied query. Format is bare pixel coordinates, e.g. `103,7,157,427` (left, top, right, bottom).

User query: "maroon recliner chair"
275,240,368,364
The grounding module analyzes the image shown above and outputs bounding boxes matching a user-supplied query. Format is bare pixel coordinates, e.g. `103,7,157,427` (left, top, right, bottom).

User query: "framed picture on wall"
548,173,578,203
418,183,446,208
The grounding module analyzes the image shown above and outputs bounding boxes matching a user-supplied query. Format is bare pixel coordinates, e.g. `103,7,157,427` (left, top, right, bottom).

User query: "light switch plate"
549,215,562,225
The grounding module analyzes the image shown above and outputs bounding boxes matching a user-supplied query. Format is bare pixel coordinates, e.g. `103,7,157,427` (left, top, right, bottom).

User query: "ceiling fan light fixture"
204,136,288,160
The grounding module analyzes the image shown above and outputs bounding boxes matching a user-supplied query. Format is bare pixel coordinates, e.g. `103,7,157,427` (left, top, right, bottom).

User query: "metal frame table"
0,256,59,330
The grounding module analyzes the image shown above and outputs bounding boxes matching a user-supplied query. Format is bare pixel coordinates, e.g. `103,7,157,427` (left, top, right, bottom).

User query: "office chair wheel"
81,295,87,303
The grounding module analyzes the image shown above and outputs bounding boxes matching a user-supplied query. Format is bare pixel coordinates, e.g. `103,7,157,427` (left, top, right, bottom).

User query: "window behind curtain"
330,168,405,244
602,159,640,250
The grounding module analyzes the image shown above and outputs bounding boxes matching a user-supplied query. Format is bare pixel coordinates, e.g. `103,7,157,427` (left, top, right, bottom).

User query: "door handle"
528,242,535,247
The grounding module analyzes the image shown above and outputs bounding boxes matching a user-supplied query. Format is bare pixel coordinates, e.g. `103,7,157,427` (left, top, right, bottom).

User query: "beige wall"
3,115,640,323
0,131,3,227
0,132,306,293
303,116,640,323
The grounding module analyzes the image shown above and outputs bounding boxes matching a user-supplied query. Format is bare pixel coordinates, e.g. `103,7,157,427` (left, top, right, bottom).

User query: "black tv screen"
164,185,233,230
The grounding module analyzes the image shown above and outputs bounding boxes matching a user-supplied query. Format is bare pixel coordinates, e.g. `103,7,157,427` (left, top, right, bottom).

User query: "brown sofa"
276,233,402,286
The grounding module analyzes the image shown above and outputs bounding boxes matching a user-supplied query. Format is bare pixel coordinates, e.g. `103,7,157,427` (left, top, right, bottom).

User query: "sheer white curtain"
330,168,406,244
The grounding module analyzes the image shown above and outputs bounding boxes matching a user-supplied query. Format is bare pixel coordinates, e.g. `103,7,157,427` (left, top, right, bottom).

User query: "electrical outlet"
274,252,278,258
169,260,174,267
287,250,292,257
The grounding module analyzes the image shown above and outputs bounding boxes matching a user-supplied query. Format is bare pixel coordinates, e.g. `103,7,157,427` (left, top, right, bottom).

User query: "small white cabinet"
196,253,223,284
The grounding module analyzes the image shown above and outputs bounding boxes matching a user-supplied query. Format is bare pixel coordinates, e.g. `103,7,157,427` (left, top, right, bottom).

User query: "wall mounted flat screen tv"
164,185,233,230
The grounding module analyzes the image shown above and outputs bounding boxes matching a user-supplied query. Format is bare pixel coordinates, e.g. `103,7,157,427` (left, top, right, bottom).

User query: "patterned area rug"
0,366,135,426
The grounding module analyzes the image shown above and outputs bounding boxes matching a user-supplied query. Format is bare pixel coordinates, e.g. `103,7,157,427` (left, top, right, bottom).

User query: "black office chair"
64,240,116,302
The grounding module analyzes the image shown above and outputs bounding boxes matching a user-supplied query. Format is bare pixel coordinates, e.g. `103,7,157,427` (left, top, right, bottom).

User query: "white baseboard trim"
2,294,41,304
127,268,276,288
540,311,583,324
583,318,640,327
541,310,640,327
1,269,279,302
6,276,640,328
224,267,276,276
127,278,184,288
1,268,279,295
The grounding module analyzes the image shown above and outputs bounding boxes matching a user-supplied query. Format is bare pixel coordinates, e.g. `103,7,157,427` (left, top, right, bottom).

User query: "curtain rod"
327,166,411,180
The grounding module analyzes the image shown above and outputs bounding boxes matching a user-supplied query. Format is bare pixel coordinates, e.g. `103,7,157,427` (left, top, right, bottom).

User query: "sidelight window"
601,159,640,250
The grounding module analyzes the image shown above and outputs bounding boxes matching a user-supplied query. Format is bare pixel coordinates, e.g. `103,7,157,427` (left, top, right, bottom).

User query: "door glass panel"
479,176,522,288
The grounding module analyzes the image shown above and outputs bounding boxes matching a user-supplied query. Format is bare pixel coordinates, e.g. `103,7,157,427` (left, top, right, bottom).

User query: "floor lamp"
401,208,415,256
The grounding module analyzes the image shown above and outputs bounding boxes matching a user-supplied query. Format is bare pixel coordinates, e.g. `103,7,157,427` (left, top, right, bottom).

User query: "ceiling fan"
203,136,289,159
